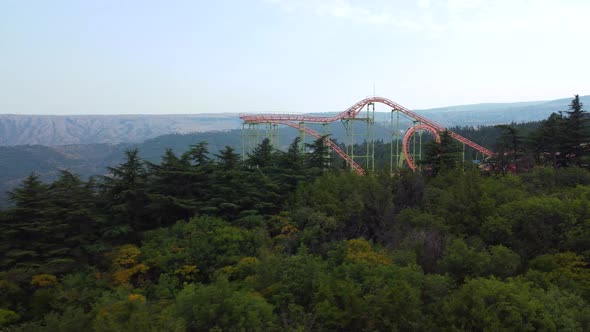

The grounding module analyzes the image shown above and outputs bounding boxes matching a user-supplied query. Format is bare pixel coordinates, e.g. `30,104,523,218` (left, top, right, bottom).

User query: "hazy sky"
1,0,589,114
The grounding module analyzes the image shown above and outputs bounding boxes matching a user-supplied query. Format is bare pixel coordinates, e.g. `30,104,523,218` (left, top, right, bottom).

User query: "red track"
241,96,494,174
403,124,441,172
265,120,366,175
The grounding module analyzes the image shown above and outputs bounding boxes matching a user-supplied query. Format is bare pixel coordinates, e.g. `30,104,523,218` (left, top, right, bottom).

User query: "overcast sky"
1,0,589,114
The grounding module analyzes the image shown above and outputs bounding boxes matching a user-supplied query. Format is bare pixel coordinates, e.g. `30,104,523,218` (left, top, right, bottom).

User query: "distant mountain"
0,144,122,199
0,129,246,203
413,95,590,127
0,114,242,146
0,95,587,146
0,94,587,205
0,118,518,206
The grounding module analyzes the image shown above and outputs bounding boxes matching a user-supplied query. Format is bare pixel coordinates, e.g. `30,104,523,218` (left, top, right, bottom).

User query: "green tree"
495,196,570,259
2,174,50,271
422,130,462,176
529,113,566,167
214,146,241,170
1,173,99,274
147,149,191,197
439,238,488,282
100,149,151,236
174,279,276,331
183,141,210,167
141,216,265,281
146,149,197,226
247,138,275,169
528,252,590,301
43,170,102,270
0,308,20,327
91,291,184,332
562,95,589,166
442,277,590,331
276,137,307,193
493,124,526,174
305,135,332,174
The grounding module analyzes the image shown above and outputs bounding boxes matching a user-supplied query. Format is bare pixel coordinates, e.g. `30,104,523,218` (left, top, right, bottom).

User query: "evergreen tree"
207,146,247,219
6,173,49,223
529,95,589,167
247,138,275,169
45,170,102,265
1,171,100,273
100,149,151,236
183,141,214,202
1,174,50,270
215,146,241,170
277,137,307,192
493,125,526,174
422,130,462,176
183,141,210,167
279,137,303,170
529,112,566,167
305,135,332,174
208,144,282,220
563,95,589,166
146,149,197,226
147,149,191,197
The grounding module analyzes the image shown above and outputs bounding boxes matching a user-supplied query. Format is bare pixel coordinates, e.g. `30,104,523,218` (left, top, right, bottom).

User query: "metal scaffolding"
241,122,279,160
239,96,495,174
342,102,375,173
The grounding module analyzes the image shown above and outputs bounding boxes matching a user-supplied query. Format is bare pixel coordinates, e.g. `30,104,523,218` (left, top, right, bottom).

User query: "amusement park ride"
240,96,494,175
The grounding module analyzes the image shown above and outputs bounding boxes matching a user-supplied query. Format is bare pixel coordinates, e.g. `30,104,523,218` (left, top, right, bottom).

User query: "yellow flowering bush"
345,239,392,266
127,293,146,302
175,264,199,281
31,274,58,287
107,244,149,285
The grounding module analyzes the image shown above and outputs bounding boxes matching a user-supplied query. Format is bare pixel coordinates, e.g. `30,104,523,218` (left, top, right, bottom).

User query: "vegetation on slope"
0,96,589,331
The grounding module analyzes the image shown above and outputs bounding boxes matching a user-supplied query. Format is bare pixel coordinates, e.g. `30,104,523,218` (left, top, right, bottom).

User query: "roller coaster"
240,96,494,175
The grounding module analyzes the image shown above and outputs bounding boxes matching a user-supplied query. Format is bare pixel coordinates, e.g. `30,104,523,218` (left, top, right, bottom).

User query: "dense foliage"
1,96,589,331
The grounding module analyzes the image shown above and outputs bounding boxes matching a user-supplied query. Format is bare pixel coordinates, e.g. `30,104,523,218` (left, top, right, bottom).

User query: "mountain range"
0,94,587,205
1,95,587,146
0,113,242,146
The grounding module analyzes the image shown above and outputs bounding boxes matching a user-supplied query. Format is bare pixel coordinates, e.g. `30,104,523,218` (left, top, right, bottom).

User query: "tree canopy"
1,97,590,330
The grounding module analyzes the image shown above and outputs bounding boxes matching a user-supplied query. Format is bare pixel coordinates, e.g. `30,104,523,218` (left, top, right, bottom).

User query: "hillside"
1,95,587,146
415,95,590,126
0,120,540,207
0,114,242,146
0,94,585,204
2,135,590,330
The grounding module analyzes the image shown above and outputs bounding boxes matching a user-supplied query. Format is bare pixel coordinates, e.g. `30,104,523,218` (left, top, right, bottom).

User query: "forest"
1,96,589,331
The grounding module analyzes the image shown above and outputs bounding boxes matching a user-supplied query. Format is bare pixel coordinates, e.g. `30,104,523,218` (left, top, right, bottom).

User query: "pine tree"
1,174,50,270
101,149,151,236
277,137,307,192
422,130,462,176
44,170,102,268
279,137,304,171
183,141,210,167
305,135,332,174
182,141,214,202
529,112,566,167
493,125,525,174
147,149,191,197
529,96,589,167
146,149,197,226
206,144,283,220
1,171,100,273
562,95,589,166
215,146,241,170
247,138,275,169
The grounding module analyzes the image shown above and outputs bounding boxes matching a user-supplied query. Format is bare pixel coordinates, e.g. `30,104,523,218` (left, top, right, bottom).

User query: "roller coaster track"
403,124,441,172
240,96,494,175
